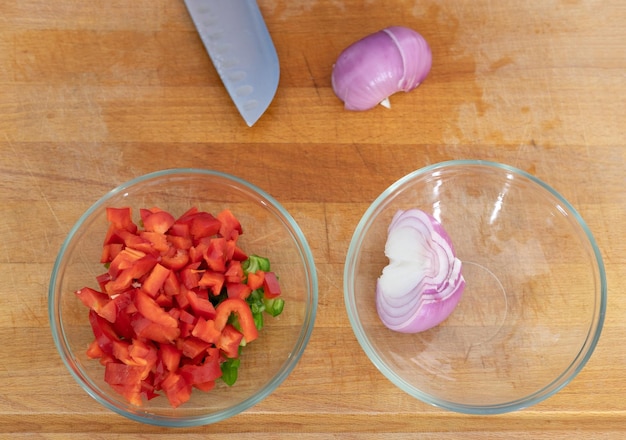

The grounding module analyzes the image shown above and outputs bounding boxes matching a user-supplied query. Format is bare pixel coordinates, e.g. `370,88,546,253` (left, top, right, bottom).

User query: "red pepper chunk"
141,263,171,297
198,270,225,296
160,371,192,408
75,287,112,321
189,212,221,242
246,270,265,291
263,271,282,299
191,317,221,344
141,209,176,234
158,343,182,373
226,282,252,300
104,362,144,406
217,324,244,358
180,348,222,386
134,289,178,329
217,209,243,240
214,298,258,343
106,207,137,233
88,310,120,355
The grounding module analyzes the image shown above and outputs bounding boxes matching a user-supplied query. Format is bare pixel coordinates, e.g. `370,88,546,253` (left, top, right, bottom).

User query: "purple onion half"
376,209,465,333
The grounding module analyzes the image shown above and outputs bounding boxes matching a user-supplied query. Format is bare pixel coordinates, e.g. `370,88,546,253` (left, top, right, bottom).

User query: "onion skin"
331,26,432,111
376,209,465,333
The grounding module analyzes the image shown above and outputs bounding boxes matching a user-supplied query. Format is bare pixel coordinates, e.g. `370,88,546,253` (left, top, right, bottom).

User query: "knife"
184,0,280,127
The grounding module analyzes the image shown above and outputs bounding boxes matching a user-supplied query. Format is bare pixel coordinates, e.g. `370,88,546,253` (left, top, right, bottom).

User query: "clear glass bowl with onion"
344,160,606,414
49,169,318,427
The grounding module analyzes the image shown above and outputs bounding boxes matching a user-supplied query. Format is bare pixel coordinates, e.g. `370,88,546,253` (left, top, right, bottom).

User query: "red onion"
376,209,465,333
331,26,432,111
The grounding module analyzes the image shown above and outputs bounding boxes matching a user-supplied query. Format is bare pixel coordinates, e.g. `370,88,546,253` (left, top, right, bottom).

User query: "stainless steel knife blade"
184,0,280,127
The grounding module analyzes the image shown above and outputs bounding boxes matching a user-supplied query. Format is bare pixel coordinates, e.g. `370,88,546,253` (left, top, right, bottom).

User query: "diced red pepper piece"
155,292,174,308
168,222,191,238
226,282,252,300
88,310,120,355
263,271,282,299
188,241,207,264
185,288,217,320
86,339,105,359
75,287,111,320
214,298,258,343
108,248,146,279
197,270,225,296
217,209,243,240
112,339,133,365
139,207,159,223
174,287,191,309
180,262,202,290
134,289,178,328
140,378,159,401
190,212,221,242
98,353,116,366
175,206,199,225
246,270,265,291
217,324,244,358
106,254,158,296
140,263,171,297
96,272,112,292
204,237,228,272
106,207,137,233
159,343,182,373
178,321,194,339
103,224,124,247
191,317,221,344
180,348,222,385
178,308,196,325
224,239,237,261
139,231,169,253
167,234,193,250
104,362,144,406
104,290,135,337
231,245,248,261
161,372,192,408
129,338,158,376
143,209,176,234
163,270,181,297
100,242,124,264
160,247,190,271
224,260,244,283
114,229,156,256
178,336,211,360
131,315,180,344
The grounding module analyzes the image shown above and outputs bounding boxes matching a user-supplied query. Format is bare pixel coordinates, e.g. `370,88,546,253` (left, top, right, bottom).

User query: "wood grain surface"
1,0,625,438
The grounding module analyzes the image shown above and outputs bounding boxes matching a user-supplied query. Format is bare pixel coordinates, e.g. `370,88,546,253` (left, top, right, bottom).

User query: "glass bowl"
344,160,606,414
49,169,318,426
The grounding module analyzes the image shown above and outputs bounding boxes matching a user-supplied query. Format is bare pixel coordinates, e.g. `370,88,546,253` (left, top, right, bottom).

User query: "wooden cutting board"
0,0,624,437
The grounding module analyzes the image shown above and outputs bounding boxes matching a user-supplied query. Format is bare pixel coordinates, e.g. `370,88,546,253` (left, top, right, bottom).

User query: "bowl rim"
343,159,607,414
48,168,318,427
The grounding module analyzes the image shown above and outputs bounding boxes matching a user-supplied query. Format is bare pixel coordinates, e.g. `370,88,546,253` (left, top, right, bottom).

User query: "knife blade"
184,0,280,127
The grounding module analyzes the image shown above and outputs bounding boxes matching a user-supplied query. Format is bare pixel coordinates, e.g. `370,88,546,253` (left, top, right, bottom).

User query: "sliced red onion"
331,26,432,111
376,209,465,333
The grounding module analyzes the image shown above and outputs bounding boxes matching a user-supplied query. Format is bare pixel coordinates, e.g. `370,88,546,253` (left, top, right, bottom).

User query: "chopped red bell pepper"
142,209,175,234
217,324,244,359
75,205,283,408
217,209,243,240
141,263,171,297
214,298,258,343
262,271,282,299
